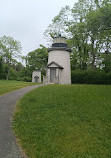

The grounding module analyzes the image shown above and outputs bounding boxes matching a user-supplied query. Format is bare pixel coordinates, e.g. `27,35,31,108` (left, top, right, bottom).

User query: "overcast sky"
0,0,78,56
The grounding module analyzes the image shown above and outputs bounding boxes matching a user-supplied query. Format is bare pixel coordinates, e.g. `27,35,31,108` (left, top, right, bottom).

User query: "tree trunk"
91,38,96,69
6,67,10,80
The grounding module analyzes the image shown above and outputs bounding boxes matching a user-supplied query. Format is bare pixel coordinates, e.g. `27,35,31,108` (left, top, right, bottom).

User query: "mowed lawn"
13,85,111,158
0,80,37,96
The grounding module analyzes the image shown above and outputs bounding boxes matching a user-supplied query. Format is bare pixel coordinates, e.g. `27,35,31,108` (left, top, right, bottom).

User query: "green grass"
13,84,111,158
0,80,38,96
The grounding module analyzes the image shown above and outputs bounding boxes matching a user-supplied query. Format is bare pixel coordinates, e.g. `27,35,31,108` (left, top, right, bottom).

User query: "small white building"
44,34,71,84
32,70,41,83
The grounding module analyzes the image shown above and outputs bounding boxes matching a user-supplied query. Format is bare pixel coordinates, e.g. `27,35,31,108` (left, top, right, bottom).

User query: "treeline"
0,0,111,84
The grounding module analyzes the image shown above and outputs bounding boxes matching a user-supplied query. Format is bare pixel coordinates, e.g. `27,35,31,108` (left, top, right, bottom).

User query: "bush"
71,70,111,84
9,67,18,80
16,76,32,82
22,76,32,82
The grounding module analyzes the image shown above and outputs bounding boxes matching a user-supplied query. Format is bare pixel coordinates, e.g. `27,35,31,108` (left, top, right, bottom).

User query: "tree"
99,4,111,48
68,0,97,69
0,57,3,79
26,45,48,72
0,36,22,80
102,50,111,72
44,6,71,40
86,3,111,69
67,22,89,70
11,61,23,72
86,10,101,69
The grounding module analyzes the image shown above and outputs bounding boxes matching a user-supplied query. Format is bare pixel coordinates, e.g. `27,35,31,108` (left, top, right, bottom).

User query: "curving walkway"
0,84,48,158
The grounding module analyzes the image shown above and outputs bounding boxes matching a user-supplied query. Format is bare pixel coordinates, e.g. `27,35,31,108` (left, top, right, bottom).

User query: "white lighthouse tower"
44,34,71,84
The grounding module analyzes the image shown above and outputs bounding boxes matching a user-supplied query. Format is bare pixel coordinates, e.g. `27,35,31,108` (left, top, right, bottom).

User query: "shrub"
22,76,32,82
71,70,111,84
9,67,18,80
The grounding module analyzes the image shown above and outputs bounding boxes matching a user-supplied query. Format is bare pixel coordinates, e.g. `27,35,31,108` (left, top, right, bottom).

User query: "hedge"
71,70,111,84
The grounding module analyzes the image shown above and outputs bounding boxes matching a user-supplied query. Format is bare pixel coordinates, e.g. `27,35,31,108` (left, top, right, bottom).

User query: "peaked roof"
34,75,39,78
47,61,64,69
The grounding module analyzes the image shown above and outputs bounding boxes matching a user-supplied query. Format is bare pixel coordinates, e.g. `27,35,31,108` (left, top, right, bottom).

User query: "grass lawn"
0,80,38,96
13,84,111,158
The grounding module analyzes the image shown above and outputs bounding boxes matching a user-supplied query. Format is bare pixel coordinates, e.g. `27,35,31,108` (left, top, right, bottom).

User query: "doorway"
35,78,38,82
34,76,39,83
50,68,56,83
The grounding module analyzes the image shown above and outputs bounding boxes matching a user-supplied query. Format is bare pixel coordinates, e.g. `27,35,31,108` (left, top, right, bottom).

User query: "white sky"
0,0,78,56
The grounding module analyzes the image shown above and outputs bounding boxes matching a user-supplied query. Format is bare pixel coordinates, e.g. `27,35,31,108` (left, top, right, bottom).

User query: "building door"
50,68,56,82
35,78,38,82
34,76,39,83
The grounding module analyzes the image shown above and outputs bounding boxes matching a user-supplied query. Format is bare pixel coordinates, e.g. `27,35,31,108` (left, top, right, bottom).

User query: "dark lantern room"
48,34,72,52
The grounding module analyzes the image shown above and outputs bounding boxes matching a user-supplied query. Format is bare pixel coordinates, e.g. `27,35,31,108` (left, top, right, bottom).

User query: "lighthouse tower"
45,34,71,84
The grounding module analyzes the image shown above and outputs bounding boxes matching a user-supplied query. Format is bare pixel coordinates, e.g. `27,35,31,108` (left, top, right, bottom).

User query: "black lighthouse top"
48,34,72,52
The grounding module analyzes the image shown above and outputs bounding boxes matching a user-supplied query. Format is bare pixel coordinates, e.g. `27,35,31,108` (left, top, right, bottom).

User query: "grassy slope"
0,80,38,96
13,85,111,158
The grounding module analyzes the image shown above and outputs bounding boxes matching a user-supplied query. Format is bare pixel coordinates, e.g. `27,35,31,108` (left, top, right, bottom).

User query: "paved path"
0,84,48,158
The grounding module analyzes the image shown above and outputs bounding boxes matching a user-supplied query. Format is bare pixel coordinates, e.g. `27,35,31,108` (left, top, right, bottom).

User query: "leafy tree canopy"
26,45,48,71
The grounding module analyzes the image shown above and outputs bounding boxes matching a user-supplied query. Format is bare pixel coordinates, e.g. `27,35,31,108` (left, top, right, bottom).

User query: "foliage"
0,57,3,79
26,45,48,72
44,6,71,40
71,69,111,84
13,85,111,158
0,36,47,82
102,51,111,73
0,35,22,80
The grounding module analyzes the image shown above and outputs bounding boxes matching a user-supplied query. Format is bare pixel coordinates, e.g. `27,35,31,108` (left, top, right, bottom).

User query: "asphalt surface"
0,84,47,158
